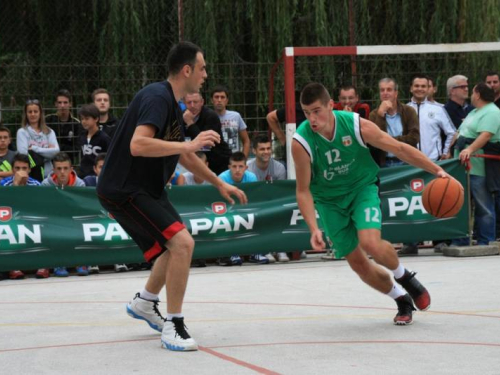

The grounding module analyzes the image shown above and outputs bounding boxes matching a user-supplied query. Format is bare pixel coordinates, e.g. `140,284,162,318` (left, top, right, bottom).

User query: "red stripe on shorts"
144,242,163,262
162,222,186,240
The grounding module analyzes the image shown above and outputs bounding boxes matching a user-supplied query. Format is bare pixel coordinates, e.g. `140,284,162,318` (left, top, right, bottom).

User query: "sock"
140,288,159,301
391,264,406,279
166,313,184,321
387,283,406,299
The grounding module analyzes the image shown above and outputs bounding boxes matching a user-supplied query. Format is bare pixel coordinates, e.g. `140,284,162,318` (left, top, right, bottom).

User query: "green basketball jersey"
293,110,379,203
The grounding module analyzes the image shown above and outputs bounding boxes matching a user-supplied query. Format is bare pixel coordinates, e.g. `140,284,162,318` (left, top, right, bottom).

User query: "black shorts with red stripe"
98,190,185,262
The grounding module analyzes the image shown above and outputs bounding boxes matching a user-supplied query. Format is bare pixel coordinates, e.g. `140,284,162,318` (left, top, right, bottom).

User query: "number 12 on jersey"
364,207,380,223
325,149,341,164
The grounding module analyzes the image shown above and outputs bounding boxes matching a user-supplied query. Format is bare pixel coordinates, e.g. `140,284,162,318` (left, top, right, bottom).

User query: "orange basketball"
422,178,464,218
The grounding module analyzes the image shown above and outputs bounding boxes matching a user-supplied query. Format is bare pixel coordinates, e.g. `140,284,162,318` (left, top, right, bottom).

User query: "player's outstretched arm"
360,118,448,178
292,140,325,250
179,152,247,206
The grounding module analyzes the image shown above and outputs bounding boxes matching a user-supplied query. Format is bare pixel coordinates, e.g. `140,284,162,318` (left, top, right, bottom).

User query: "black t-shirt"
97,81,184,199
45,113,81,152
99,115,119,139
444,100,474,130
276,104,307,126
78,130,111,178
494,97,500,110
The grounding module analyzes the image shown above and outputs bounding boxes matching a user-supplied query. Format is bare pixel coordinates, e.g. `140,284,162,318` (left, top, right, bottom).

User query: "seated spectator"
78,103,111,178
452,83,500,247
42,152,87,277
17,100,60,181
369,78,419,167
83,152,106,187
45,89,80,162
183,92,232,175
218,152,263,266
92,88,119,138
334,85,370,118
183,151,211,186
0,125,16,181
167,171,185,187
247,134,289,262
1,153,49,279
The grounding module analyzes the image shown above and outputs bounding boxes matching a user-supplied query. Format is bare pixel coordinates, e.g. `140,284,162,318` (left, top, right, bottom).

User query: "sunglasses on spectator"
452,85,468,89
26,99,40,104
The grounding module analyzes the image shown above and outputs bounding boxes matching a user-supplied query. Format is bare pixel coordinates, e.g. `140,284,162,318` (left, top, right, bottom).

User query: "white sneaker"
88,265,100,274
277,252,290,262
265,253,276,263
300,251,307,259
114,264,129,272
126,293,164,332
161,317,198,351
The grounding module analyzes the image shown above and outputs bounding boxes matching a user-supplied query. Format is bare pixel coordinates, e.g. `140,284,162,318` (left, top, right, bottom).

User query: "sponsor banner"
0,160,468,271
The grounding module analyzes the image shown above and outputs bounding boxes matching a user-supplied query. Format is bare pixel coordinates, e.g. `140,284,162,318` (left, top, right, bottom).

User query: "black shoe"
394,294,416,325
396,270,431,311
191,259,206,268
398,244,419,256
218,257,232,266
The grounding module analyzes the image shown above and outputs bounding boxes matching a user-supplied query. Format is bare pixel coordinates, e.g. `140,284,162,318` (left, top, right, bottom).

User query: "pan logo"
0,207,12,222
410,179,424,193
212,202,227,215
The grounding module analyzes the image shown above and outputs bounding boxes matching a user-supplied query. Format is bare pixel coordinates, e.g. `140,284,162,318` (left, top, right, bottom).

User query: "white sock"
140,288,159,301
387,283,406,299
166,313,184,321
391,264,406,279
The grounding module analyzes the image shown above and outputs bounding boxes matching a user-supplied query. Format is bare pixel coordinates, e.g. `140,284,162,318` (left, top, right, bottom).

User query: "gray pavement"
1,252,500,375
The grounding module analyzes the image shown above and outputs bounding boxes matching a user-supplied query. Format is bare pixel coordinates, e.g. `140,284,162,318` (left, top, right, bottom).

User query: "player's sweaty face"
301,100,333,132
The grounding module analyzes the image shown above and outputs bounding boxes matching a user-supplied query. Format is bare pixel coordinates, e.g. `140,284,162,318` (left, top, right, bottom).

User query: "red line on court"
199,346,281,375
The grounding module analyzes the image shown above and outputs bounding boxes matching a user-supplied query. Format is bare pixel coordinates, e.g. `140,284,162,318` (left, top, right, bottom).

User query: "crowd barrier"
0,160,468,271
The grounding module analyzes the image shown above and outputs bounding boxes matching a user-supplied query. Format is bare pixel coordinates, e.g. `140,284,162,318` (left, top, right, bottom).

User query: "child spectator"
17,100,60,181
83,152,106,187
78,104,110,178
1,153,50,279
218,152,267,266
41,152,86,277
183,152,210,186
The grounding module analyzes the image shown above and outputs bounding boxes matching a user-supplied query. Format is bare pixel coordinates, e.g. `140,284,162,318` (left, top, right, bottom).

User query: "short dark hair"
91,88,110,102
339,85,358,96
166,41,203,76
56,89,72,102
211,85,229,98
485,71,499,80
300,83,331,106
13,153,30,167
195,151,207,161
474,82,495,102
411,74,430,85
52,152,72,166
0,125,11,136
95,152,107,166
78,103,100,119
229,151,247,163
252,134,270,149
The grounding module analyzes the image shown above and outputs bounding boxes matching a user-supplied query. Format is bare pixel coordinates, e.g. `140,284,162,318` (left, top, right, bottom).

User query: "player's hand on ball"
310,229,326,250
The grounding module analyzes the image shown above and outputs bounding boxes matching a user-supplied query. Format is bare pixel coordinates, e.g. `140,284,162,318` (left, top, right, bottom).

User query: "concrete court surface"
1,252,500,375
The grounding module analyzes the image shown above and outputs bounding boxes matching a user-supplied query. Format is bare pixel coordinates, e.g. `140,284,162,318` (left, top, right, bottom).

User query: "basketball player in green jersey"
293,83,451,325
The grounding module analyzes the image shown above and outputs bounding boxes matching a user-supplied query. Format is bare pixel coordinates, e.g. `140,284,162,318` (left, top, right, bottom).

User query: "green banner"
0,160,468,271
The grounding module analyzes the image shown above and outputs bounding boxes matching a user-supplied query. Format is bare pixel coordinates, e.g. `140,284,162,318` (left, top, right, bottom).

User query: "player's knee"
359,238,383,257
168,232,195,257
349,257,371,277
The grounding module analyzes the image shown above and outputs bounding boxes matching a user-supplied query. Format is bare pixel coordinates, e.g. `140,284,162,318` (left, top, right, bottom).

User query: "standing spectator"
42,152,87,277
45,89,80,161
77,104,111,178
444,75,474,130
182,151,210,186
369,78,420,167
92,88,119,138
427,78,443,105
334,85,371,118
485,72,500,109
211,85,250,157
1,153,49,279
0,125,16,181
453,83,500,246
183,92,231,175
407,74,455,161
17,100,60,181
218,152,262,266
266,96,307,147
247,134,289,262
